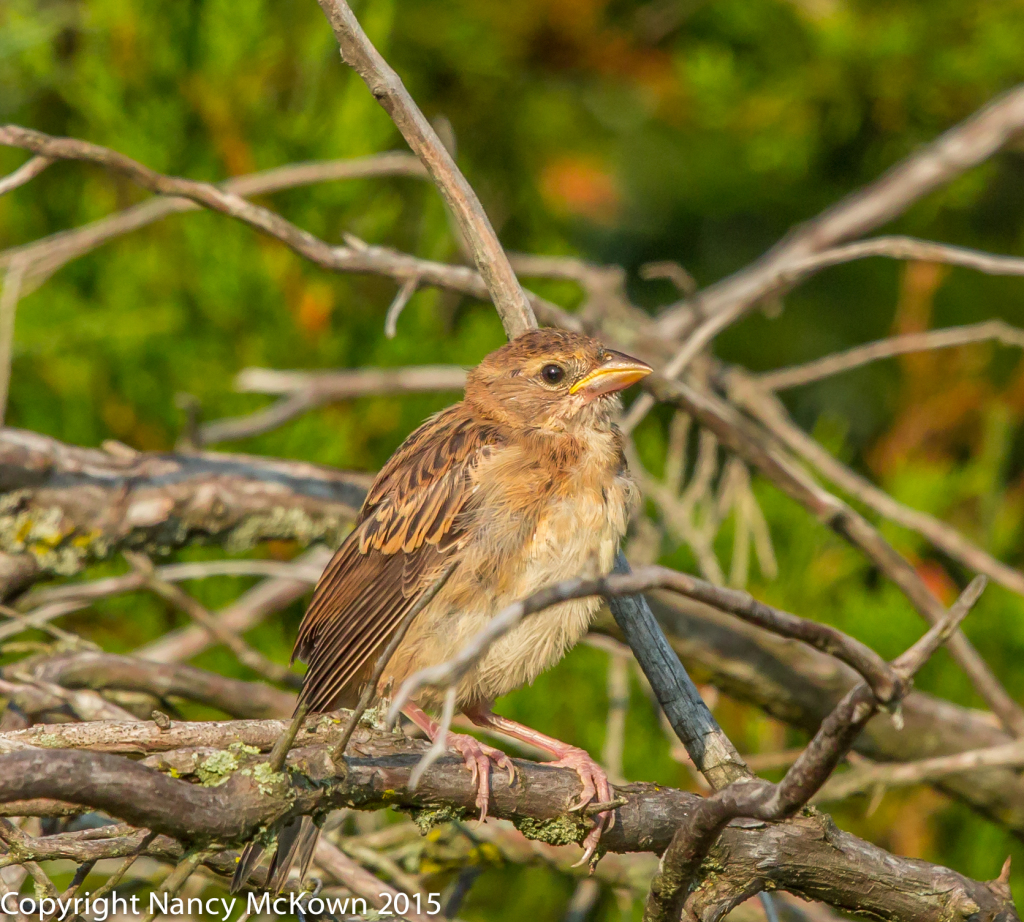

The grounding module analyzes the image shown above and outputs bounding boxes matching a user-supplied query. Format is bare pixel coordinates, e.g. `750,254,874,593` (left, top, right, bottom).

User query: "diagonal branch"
315,0,537,338
730,370,1024,599
0,151,426,293
642,373,1024,737
641,578,985,922
655,83,1024,341
0,127,574,332
756,320,1024,391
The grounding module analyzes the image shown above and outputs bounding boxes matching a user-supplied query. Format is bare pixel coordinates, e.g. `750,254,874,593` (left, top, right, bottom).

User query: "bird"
293,328,652,860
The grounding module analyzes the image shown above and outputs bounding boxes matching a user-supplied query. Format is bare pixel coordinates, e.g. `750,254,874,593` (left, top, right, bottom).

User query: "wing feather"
294,405,500,712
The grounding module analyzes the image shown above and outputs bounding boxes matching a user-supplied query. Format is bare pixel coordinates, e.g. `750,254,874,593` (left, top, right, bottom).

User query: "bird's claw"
549,746,615,867
445,732,515,822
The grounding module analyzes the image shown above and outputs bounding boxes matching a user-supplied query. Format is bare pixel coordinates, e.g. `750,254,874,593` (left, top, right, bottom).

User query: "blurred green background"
3,0,1024,918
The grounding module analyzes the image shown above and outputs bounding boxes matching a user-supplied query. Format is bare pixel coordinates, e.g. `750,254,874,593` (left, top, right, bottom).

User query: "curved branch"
655,83,1024,340
0,127,575,332
4,651,294,720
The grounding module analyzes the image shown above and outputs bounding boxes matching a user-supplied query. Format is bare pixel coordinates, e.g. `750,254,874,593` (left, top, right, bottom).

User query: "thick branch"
0,728,1014,922
0,427,368,594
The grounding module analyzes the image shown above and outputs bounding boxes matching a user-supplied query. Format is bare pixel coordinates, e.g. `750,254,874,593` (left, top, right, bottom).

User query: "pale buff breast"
386,428,637,711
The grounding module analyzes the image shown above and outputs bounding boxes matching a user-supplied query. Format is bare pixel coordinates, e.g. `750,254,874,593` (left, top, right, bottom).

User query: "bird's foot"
550,746,614,867
445,732,516,822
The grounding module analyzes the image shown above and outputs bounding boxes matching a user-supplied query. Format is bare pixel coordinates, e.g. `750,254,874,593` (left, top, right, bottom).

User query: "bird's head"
465,329,652,431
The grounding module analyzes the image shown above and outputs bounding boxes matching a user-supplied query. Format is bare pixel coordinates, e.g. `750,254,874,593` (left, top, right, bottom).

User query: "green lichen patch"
197,750,239,786
244,760,288,795
228,742,261,757
513,814,586,847
407,804,469,834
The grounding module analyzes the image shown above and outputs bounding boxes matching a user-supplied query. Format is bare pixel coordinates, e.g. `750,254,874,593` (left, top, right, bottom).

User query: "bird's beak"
570,350,653,399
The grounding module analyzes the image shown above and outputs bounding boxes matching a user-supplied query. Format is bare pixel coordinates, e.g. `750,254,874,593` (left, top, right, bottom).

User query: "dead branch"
729,370,1024,599
816,740,1024,803
654,84,1024,341
0,127,575,332
0,722,1014,922
781,235,1024,284
315,0,537,338
0,427,367,595
135,546,332,664
198,364,468,446
641,580,983,922
0,151,426,293
393,565,907,719
619,592,1024,836
642,373,1024,737
3,651,293,722
757,320,1024,391
0,155,52,197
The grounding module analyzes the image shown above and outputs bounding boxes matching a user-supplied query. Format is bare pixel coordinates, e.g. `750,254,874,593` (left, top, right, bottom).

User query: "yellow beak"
569,350,653,398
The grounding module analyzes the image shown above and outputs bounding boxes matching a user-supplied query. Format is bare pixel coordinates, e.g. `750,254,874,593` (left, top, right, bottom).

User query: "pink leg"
402,702,515,822
464,708,614,865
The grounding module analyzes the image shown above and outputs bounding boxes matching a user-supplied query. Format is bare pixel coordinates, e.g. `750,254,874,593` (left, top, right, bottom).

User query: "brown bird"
293,329,652,858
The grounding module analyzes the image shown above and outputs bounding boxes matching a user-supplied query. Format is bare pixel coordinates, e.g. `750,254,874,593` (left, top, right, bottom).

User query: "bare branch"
124,552,301,690
315,0,537,338
643,373,1024,737
816,740,1024,803
0,127,574,332
0,427,366,594
655,84,1024,341
198,364,467,446
642,578,985,922
0,723,1013,922
3,650,294,722
135,546,332,664
730,372,1024,600
0,258,25,426
622,590,1024,837
0,156,52,197
0,151,425,292
757,319,1024,391
390,564,911,731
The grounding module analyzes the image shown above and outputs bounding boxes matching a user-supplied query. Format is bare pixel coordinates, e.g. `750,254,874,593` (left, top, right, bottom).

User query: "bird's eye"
541,364,565,385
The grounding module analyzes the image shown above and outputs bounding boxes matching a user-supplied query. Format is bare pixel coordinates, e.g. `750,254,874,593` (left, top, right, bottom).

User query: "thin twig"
0,155,52,196
815,739,1024,802
0,257,25,425
757,319,1024,391
0,151,425,291
124,552,301,689
388,564,911,725
730,371,1024,601
198,364,467,445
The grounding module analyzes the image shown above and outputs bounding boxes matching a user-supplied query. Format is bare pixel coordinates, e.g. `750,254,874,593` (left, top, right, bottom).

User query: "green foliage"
4,0,1024,916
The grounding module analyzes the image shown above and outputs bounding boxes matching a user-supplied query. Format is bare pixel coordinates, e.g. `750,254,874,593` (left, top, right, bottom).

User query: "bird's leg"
463,707,614,865
401,701,515,822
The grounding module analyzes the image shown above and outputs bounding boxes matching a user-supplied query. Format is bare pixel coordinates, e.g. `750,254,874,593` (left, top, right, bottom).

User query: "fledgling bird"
293,329,652,858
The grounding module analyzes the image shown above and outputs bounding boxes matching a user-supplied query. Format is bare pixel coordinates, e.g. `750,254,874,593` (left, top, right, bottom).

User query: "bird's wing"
293,405,501,711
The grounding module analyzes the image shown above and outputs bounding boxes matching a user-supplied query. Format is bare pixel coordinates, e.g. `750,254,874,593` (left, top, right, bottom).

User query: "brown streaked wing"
293,404,500,712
